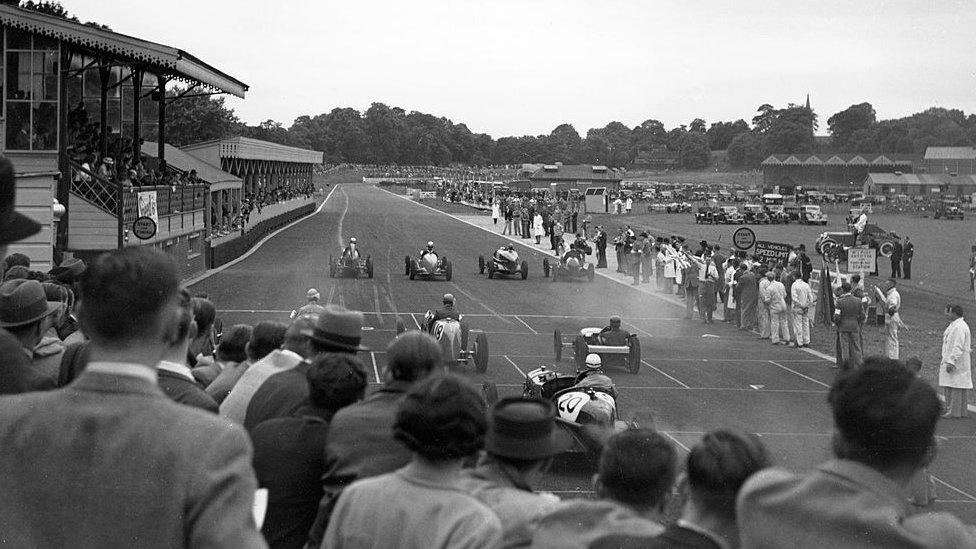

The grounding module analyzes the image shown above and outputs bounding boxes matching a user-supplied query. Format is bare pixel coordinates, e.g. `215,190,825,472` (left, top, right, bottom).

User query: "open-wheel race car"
422,311,489,372
815,223,900,262
544,245,595,282
553,327,641,374
479,245,528,280
329,251,373,278
405,252,452,280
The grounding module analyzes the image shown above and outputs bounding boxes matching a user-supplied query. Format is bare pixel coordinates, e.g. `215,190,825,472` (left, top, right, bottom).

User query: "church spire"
805,93,811,110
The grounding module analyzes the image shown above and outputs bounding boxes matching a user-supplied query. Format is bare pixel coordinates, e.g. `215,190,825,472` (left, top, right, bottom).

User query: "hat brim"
0,213,41,245
0,301,62,328
487,425,572,460
300,328,369,352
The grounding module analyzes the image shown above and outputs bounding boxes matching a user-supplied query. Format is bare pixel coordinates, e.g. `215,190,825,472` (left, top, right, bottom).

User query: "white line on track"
640,359,690,389
409,313,422,330
215,310,687,320
185,186,338,287
450,283,511,324
662,432,691,452
504,355,527,377
370,352,381,384
371,286,384,326
513,316,539,335
335,186,350,249
767,360,830,389
933,477,976,502
623,321,653,338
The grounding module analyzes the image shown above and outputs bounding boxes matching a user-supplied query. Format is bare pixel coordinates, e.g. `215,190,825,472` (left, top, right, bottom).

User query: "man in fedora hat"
463,397,570,547
0,156,58,395
290,287,325,319
0,279,64,382
243,305,366,431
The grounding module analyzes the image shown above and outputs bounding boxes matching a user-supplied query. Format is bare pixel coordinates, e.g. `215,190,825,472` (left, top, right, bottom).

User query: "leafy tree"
241,119,296,146
762,104,816,155
548,123,582,163
827,102,876,148
752,104,777,134
689,118,707,134
705,119,750,150
163,87,242,147
667,128,710,169
727,131,764,169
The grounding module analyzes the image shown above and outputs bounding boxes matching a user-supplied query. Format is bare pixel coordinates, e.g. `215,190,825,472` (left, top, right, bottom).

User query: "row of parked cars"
694,204,828,225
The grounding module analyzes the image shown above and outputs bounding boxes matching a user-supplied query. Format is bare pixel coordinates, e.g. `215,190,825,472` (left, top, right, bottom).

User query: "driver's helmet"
609,315,621,327
426,241,434,251
584,353,602,371
566,256,580,269
349,237,357,247
442,293,455,304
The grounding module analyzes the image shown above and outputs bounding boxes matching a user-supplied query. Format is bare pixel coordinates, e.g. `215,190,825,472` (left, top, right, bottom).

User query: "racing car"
329,251,373,278
815,223,899,262
544,245,595,282
479,245,528,280
553,327,641,374
421,311,489,372
405,252,452,280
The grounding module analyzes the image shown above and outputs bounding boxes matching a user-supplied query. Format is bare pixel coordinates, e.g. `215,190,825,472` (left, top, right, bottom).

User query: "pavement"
187,179,976,520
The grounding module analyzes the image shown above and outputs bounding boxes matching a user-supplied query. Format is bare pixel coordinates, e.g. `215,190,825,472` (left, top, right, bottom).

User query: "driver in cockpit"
494,244,517,263
341,237,360,260
420,241,437,260
574,353,618,398
599,315,630,346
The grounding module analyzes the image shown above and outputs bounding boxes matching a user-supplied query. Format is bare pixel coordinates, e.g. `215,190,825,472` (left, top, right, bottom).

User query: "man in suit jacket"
157,288,219,413
833,282,866,370
0,247,264,548
902,236,914,279
191,323,251,388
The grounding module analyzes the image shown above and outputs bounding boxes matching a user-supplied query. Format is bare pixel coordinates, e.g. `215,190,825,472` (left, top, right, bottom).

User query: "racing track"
190,178,976,519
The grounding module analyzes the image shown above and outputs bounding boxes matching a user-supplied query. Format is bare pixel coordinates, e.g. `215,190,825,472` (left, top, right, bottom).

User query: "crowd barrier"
207,202,316,269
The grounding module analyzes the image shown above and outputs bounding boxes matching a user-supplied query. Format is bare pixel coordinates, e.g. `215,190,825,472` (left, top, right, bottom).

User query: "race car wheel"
404,256,411,276
482,382,499,406
445,260,453,281
478,255,485,274
474,333,489,373
587,264,595,282
551,268,559,282
409,262,416,280
554,330,562,361
543,258,550,277
520,261,528,280
879,241,894,258
366,258,374,279
573,336,588,370
627,338,642,374
487,262,496,279
818,238,838,257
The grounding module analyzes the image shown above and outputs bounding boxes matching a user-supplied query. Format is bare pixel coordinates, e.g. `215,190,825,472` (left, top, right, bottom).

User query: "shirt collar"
157,360,194,381
279,348,303,362
86,361,158,384
676,519,732,549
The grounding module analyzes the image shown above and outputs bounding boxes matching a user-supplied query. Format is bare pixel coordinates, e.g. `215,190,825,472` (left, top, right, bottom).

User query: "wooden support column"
55,46,70,252
98,64,108,159
131,69,141,160
157,75,166,168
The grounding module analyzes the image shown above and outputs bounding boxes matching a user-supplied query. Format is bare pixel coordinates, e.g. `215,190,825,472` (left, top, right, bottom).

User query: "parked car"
800,205,828,225
742,204,771,224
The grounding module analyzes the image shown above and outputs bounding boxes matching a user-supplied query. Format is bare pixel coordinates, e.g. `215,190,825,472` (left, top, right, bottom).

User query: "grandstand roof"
924,147,976,160
761,153,918,167
0,4,247,97
529,164,622,182
863,173,976,187
182,137,324,164
143,141,242,191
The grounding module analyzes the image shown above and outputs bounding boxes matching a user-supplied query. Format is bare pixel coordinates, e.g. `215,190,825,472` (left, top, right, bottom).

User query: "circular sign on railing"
132,216,157,240
732,227,756,250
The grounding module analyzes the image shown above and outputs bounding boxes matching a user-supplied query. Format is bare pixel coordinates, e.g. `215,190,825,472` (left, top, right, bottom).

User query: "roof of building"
529,164,622,181
863,173,976,186
143,141,242,190
924,147,976,160
761,153,919,167
182,137,323,164
0,4,247,97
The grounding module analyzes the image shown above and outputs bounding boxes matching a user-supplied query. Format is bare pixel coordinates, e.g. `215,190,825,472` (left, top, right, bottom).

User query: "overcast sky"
68,0,975,138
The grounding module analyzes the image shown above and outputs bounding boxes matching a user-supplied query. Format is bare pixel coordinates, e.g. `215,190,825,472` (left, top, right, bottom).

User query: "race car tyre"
551,268,558,282
487,262,496,279
543,258,550,277
879,241,894,258
627,338,642,374
554,330,562,361
478,255,485,274
409,262,416,280
520,261,528,280
587,264,595,282
404,256,410,276
482,382,499,406
366,258,373,278
474,333,489,373
818,238,838,257
445,260,453,281
573,336,588,370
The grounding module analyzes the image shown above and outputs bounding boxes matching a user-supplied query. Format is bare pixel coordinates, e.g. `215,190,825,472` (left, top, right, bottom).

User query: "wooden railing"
121,184,207,224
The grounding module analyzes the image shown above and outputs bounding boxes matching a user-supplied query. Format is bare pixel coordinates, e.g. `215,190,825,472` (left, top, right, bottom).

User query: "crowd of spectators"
1,163,975,548
362,164,512,181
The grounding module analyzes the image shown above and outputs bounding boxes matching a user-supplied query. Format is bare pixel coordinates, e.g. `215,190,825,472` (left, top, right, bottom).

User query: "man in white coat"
876,279,902,359
790,274,813,348
940,303,972,418
766,272,789,345
758,272,773,339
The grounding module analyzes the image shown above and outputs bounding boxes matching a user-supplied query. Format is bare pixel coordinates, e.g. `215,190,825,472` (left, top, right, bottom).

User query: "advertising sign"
846,247,877,273
137,190,158,223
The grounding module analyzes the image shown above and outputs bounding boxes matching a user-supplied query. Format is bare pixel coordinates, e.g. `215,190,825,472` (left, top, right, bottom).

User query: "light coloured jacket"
31,335,65,380
219,349,305,424
767,280,788,314
529,499,664,549
791,279,812,310
940,317,973,389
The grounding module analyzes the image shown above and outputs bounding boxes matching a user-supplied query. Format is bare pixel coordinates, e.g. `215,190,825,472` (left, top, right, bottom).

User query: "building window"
4,28,58,151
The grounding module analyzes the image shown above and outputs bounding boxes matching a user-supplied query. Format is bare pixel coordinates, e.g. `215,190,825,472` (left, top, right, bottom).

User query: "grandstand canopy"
182,137,323,165
142,141,242,191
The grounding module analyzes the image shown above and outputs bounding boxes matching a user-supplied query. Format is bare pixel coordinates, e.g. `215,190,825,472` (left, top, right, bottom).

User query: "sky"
66,0,976,138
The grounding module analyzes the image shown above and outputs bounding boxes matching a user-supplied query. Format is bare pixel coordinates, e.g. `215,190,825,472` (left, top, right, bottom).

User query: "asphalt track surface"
190,178,976,520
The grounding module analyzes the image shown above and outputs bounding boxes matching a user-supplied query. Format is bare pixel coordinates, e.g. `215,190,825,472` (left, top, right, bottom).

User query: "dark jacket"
251,405,333,549
58,340,91,387
833,294,866,333
157,369,219,413
243,362,311,431
0,328,56,395
592,523,723,549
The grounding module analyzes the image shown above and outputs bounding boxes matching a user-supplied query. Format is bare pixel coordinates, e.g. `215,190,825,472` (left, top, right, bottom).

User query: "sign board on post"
131,216,157,240
754,240,791,266
732,227,756,250
846,247,876,274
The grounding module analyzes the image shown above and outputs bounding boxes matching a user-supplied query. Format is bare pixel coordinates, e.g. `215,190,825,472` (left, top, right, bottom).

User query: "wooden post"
156,75,166,167
131,69,141,161
56,46,70,252
98,63,108,159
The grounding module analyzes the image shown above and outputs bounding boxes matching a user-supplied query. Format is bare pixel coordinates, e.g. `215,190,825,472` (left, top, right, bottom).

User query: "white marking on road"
409,313,422,330
750,384,765,390
185,186,338,287
370,352,381,384
450,283,511,324
641,360,691,388
662,432,691,452
513,316,539,335
623,321,653,338
335,186,350,249
503,355,527,377
702,334,720,338
371,286,384,326
767,360,830,388
933,477,976,502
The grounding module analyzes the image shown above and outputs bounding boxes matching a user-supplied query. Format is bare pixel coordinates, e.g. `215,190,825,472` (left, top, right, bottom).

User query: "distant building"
922,146,976,175
761,153,918,189
632,146,678,169
528,164,622,192
863,172,976,197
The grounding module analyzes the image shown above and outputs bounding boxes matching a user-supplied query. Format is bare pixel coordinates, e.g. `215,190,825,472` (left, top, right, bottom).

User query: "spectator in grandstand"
530,429,677,548
242,305,365,431
156,289,219,413
220,315,316,424
738,356,976,548
306,331,442,546
191,323,251,387
0,247,264,547
206,320,287,404
251,353,367,549
323,373,501,548
462,397,568,547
